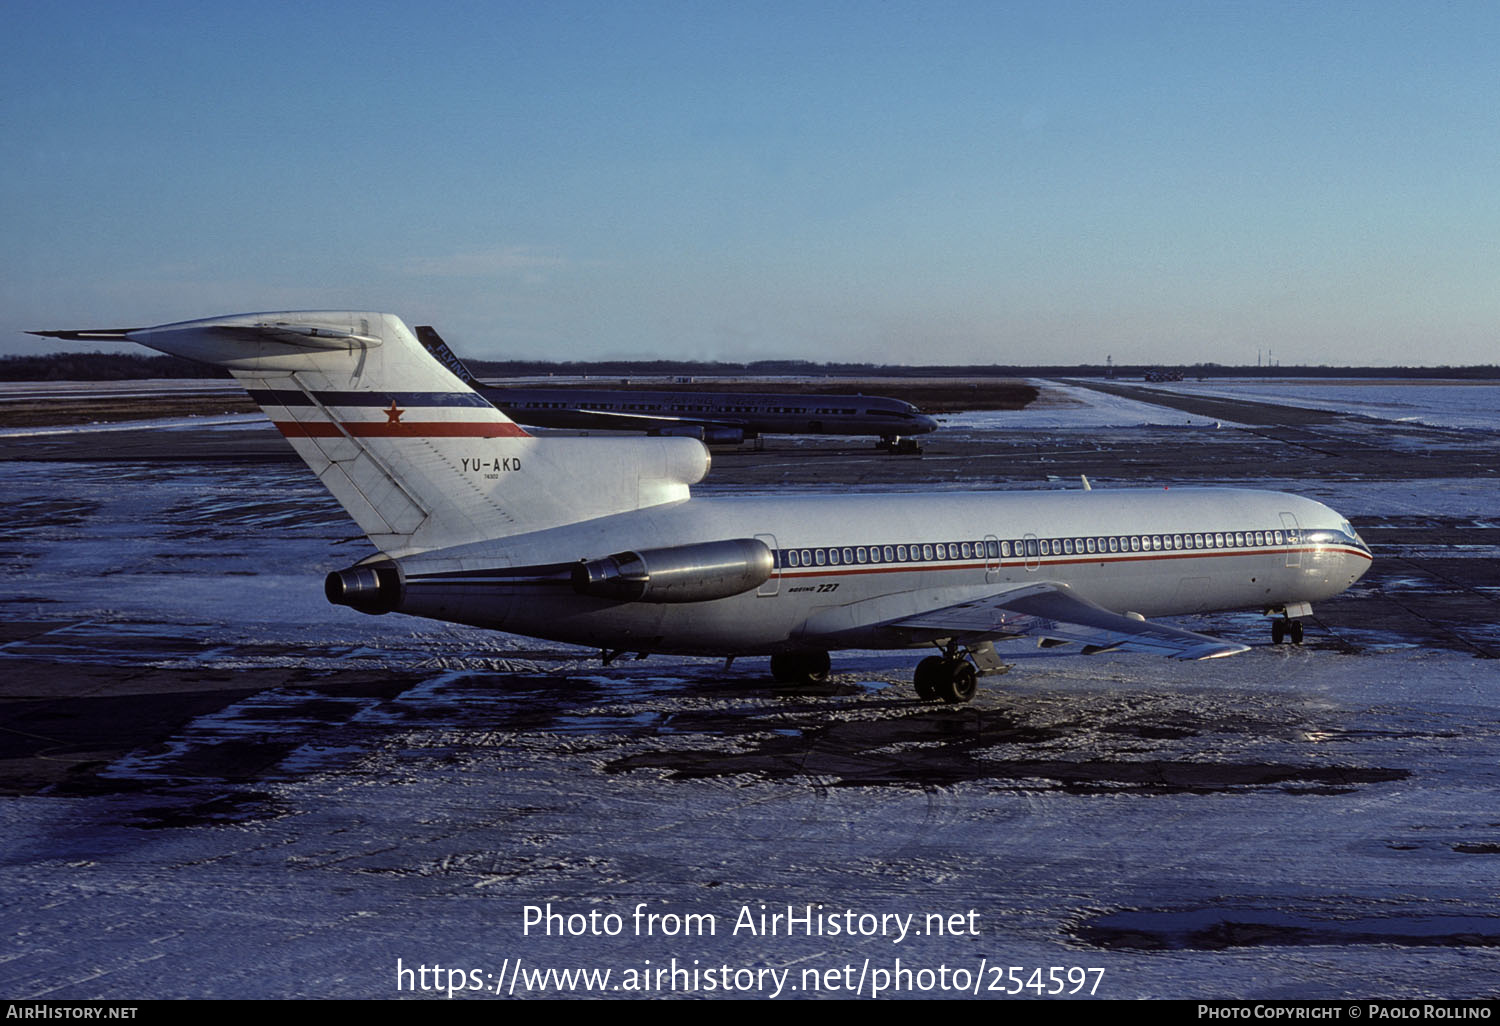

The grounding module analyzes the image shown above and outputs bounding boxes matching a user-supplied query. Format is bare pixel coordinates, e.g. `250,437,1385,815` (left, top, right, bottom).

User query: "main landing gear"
913,655,978,704
912,639,1006,704
769,650,831,685
877,435,922,455
913,641,1009,704
768,643,1002,702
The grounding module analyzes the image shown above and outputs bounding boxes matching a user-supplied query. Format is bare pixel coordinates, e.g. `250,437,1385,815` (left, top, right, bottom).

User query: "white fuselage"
394,487,1371,655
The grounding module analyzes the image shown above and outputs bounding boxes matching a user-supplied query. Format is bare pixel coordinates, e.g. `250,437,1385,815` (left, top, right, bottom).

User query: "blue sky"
3,1,1496,366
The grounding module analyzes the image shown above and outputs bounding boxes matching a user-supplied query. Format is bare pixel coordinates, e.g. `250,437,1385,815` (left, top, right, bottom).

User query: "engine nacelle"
325,561,403,615
701,426,747,445
571,538,774,603
653,425,746,445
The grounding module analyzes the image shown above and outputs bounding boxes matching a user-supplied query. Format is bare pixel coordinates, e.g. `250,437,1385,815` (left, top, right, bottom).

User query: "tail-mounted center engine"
571,538,774,603
325,561,403,615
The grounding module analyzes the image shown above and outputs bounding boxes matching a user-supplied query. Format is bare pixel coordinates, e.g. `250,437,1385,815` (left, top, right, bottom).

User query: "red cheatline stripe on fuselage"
273,420,530,438
776,545,1371,579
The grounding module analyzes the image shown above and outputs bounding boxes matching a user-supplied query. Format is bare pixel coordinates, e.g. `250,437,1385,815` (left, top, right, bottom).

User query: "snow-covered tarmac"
2,380,1498,999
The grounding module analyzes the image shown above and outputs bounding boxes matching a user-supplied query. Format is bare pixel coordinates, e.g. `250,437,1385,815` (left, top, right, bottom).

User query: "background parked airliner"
34,312,1372,702
414,326,938,450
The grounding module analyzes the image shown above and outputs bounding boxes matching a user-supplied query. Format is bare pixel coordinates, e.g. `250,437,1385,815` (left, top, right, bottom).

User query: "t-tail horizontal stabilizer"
29,328,140,342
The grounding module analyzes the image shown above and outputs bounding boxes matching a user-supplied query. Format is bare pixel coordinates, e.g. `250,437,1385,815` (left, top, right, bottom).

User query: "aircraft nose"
913,413,939,434
1345,536,1374,586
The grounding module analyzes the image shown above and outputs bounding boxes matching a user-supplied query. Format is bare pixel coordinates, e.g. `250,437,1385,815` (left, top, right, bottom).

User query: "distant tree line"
3,351,1496,382
466,359,1500,381
0,352,231,381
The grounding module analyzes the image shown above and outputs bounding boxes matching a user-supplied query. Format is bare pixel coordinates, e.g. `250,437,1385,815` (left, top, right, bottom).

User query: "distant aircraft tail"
413,324,486,389
34,312,708,556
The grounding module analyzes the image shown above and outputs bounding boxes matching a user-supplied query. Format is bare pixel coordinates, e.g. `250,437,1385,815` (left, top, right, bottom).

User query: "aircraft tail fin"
39,312,708,556
413,324,486,389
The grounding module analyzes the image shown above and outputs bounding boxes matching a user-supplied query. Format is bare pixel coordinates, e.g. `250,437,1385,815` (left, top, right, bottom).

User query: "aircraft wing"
887,581,1248,660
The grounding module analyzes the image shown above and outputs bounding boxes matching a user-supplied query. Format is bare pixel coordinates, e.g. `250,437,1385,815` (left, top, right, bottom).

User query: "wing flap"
890,581,1248,660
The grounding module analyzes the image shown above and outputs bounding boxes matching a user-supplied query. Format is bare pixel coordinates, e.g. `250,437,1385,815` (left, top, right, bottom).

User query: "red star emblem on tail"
384,400,405,423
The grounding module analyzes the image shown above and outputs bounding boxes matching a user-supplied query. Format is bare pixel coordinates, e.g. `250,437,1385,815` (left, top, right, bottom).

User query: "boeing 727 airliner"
413,325,938,450
33,313,1373,703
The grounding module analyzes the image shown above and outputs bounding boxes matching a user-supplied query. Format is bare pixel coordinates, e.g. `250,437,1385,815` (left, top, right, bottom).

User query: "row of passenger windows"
670,404,813,414
513,400,866,416
777,527,1299,569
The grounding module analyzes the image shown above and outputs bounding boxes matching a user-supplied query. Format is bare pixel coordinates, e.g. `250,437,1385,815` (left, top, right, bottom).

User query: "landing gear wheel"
800,650,831,683
914,656,945,700
937,661,978,704
770,651,831,685
1271,619,1305,646
913,656,978,704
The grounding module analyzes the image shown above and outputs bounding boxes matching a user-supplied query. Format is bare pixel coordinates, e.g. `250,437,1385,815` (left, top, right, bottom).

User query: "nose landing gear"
1267,602,1312,645
1271,618,1304,645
